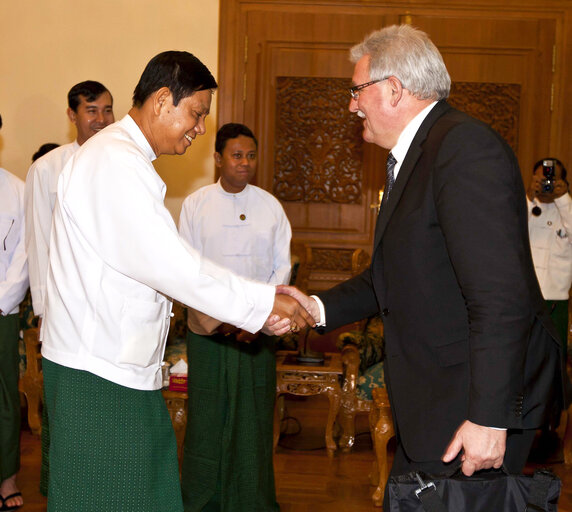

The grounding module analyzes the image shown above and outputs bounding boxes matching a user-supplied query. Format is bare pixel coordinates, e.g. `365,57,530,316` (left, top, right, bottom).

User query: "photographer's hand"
553,178,569,199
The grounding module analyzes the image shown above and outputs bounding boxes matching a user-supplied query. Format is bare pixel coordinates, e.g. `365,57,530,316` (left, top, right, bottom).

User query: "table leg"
325,384,341,457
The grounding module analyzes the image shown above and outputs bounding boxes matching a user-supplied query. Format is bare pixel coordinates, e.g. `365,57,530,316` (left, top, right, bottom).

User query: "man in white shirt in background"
25,80,114,322
0,113,29,512
178,123,291,511
40,51,312,512
526,157,572,462
24,80,114,500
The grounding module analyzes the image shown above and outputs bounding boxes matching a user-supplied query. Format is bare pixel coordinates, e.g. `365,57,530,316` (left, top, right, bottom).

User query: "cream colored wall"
0,0,220,221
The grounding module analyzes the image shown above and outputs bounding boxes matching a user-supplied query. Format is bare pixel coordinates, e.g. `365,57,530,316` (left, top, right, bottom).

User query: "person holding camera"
526,158,572,462
527,158,572,358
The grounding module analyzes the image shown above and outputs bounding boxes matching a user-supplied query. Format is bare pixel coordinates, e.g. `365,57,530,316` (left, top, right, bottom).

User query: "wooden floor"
15,395,572,511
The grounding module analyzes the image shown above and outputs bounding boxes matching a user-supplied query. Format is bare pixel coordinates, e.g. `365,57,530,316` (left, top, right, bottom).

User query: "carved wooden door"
240,10,389,262
218,3,555,290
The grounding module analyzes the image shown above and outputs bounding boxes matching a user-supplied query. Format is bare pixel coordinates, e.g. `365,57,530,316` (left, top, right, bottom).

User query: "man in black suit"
280,24,566,482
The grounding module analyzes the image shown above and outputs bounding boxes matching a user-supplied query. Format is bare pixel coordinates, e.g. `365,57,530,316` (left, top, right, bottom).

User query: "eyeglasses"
349,77,390,100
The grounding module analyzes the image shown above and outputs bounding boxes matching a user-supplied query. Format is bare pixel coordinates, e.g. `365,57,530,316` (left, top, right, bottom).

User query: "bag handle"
525,469,558,512
413,473,447,512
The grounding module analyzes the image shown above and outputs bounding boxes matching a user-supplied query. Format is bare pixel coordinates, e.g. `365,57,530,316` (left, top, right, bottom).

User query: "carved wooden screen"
273,76,363,205
449,82,521,154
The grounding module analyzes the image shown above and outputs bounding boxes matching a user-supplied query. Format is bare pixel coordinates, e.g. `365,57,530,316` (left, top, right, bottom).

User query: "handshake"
262,285,321,336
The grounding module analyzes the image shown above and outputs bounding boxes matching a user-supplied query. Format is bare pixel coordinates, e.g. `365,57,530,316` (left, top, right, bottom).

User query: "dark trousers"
0,314,21,481
546,299,569,362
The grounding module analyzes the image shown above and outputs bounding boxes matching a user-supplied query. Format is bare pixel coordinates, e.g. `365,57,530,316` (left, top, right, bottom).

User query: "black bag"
385,468,561,512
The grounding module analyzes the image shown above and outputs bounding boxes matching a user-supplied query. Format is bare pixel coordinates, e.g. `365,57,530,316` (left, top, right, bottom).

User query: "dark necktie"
381,152,397,209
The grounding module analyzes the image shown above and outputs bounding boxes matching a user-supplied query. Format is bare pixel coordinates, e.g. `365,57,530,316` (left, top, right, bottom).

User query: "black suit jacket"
319,101,565,462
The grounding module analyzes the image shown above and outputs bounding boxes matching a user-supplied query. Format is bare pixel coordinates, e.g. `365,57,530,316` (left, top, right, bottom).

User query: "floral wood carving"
310,248,359,272
274,76,364,204
448,82,521,152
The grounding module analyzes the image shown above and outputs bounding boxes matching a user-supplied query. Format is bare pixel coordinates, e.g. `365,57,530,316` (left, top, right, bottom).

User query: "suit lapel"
372,100,452,251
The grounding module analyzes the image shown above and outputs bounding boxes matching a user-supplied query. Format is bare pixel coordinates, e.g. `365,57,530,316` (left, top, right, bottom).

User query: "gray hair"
350,24,451,101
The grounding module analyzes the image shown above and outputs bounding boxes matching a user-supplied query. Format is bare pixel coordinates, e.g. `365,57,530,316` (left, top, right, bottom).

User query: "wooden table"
274,351,343,457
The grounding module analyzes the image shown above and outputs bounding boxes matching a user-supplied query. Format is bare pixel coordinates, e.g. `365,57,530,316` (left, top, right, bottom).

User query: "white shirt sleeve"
25,160,53,316
269,204,292,286
0,175,29,314
554,193,572,243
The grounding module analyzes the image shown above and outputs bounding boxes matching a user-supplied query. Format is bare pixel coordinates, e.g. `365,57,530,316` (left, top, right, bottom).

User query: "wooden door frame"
218,0,572,169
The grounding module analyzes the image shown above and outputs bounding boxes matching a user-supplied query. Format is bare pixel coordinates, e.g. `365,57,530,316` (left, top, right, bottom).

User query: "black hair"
68,81,112,112
0,113,2,129
533,157,568,182
132,51,217,108
215,123,258,154
32,143,60,162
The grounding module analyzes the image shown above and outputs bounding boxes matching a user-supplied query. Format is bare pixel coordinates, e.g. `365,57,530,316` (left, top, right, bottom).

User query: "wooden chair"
337,315,395,507
18,327,43,435
337,315,385,451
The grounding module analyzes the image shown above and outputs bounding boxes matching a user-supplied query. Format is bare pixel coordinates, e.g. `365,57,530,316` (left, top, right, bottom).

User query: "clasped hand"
262,285,320,336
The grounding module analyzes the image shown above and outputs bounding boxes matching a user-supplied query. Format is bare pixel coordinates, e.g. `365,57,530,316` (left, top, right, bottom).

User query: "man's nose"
195,117,206,136
349,97,358,113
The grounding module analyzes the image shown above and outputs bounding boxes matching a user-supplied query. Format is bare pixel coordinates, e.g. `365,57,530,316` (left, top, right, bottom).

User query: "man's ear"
67,107,77,125
153,87,172,115
214,151,222,168
387,76,404,107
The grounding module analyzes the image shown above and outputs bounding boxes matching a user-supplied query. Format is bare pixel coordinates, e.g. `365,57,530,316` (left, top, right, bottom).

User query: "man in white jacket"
41,51,311,512
25,80,114,321
0,114,29,512
178,123,292,511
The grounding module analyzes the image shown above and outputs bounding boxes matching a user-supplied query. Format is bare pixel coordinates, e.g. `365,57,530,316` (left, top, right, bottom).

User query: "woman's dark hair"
132,51,217,108
32,143,60,162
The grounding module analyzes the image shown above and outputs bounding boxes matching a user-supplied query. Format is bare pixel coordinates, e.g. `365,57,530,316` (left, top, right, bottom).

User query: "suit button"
382,308,389,316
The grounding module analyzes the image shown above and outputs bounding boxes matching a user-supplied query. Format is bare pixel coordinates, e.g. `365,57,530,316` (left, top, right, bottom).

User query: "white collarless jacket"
41,116,275,390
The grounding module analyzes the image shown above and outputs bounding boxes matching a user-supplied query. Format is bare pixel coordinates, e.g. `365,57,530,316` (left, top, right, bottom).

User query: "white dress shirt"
528,193,572,300
25,141,79,316
0,168,29,315
41,115,275,390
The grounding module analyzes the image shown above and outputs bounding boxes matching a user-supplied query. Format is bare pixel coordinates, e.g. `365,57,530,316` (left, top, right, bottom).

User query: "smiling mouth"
184,134,193,143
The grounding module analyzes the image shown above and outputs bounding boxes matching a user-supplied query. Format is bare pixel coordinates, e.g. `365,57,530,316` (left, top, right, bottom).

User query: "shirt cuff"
310,295,326,326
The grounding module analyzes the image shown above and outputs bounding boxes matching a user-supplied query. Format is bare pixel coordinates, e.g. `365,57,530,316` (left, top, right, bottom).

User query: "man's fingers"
441,435,462,463
461,459,477,477
293,304,315,328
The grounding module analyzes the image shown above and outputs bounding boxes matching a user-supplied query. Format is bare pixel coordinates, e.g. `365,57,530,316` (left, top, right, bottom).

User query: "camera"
541,159,556,193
